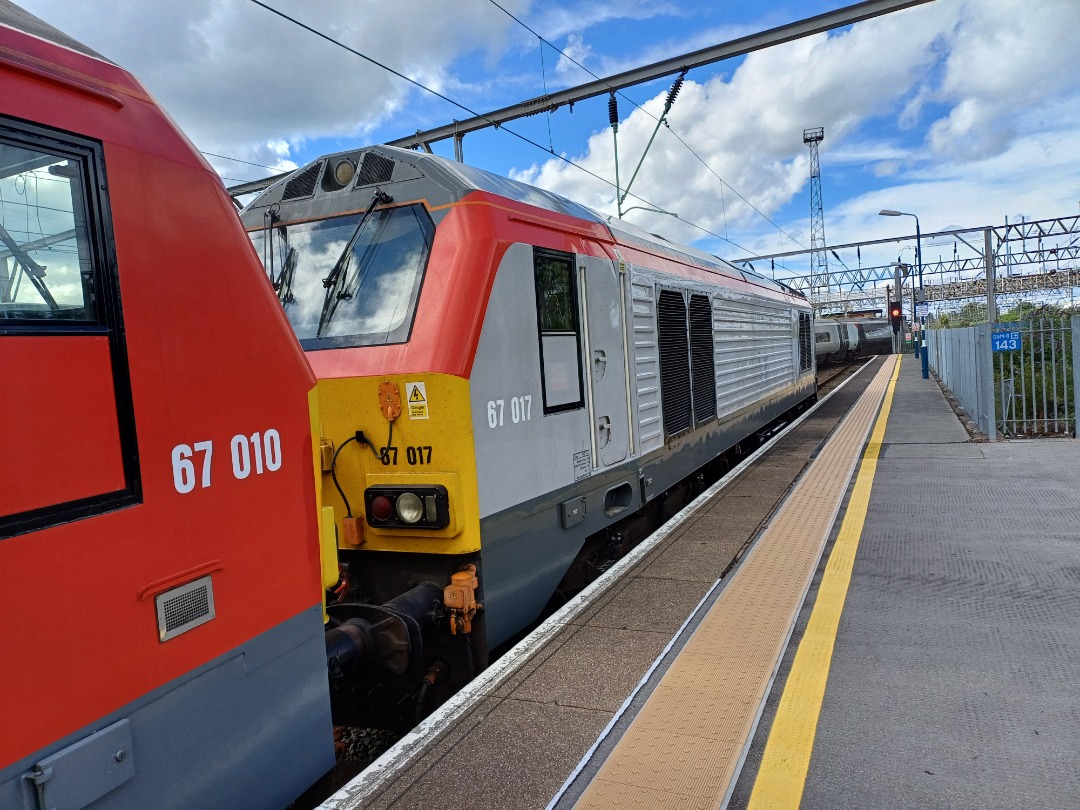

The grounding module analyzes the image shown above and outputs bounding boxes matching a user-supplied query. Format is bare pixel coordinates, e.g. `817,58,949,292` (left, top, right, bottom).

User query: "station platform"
319,355,1080,810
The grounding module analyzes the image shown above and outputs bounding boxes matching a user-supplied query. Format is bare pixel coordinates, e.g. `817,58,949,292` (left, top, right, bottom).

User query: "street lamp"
880,209,929,380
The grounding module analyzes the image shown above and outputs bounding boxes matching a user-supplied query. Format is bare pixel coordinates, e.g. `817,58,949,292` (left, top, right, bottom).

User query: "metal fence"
927,315,1079,439
926,323,996,437
994,317,1075,437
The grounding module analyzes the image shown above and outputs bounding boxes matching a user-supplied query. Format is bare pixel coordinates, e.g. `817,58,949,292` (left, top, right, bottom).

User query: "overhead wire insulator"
608,92,619,129
666,71,686,107
663,69,688,115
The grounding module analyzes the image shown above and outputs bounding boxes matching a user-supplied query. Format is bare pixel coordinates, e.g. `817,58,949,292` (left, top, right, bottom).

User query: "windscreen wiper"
0,221,57,309
316,189,392,338
277,246,297,306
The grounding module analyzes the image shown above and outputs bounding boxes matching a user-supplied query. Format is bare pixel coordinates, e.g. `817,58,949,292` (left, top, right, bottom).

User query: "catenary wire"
247,0,759,254
202,151,294,171
484,0,805,254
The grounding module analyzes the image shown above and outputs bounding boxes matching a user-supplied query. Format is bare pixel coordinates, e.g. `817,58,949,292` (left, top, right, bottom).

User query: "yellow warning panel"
406,381,429,419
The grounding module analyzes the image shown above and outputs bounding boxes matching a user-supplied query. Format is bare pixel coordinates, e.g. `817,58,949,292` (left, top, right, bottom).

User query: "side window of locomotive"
0,145,95,321
0,120,139,539
533,248,584,414
251,203,435,349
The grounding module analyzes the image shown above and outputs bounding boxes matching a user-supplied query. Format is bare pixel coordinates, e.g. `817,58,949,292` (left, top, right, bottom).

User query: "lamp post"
880,209,929,379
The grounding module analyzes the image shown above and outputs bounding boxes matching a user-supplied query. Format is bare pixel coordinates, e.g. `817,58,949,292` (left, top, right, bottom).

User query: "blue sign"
992,331,1022,352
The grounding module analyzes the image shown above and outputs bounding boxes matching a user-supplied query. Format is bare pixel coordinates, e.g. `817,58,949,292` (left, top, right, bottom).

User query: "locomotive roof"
0,1,108,61
245,145,800,299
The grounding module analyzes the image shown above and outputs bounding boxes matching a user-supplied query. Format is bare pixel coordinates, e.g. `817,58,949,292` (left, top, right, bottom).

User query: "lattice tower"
803,127,827,293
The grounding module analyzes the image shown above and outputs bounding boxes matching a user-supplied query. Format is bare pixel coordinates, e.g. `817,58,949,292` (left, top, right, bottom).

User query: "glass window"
534,249,583,413
0,144,95,322
0,119,140,540
250,203,434,349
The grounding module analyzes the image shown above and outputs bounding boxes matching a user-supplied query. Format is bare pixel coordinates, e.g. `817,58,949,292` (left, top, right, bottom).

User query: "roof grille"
657,289,692,438
357,152,395,186
282,162,322,200
689,293,716,424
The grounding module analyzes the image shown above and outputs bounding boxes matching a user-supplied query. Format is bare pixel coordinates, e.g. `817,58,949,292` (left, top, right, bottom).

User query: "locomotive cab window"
0,146,94,321
250,202,434,350
0,120,139,538
533,248,584,413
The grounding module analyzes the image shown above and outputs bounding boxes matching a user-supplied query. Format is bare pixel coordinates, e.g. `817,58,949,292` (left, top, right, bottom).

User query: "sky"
16,0,1080,285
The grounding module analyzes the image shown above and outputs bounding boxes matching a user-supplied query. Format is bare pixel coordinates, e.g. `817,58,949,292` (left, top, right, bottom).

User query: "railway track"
817,361,858,394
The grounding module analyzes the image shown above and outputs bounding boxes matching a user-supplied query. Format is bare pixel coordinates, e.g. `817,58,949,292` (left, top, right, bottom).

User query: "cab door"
579,254,629,468
0,123,138,538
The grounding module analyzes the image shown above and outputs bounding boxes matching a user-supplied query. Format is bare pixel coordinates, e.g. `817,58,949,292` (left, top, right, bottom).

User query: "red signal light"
370,495,394,522
889,301,903,333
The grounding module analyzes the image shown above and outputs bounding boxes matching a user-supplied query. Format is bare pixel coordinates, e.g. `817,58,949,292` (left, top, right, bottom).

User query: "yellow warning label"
406,382,429,419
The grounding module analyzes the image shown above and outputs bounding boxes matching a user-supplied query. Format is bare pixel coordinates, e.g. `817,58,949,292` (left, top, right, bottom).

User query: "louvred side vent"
689,293,716,424
357,152,395,186
658,289,692,438
281,161,323,200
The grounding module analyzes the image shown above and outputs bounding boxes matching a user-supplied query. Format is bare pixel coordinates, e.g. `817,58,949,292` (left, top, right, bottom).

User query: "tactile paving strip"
572,357,898,809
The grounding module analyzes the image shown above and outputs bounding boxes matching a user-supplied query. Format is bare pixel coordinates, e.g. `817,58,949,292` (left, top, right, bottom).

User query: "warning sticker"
406,382,429,419
573,449,591,481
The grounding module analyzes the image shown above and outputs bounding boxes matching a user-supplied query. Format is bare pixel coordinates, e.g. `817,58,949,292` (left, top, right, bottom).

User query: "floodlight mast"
804,127,827,294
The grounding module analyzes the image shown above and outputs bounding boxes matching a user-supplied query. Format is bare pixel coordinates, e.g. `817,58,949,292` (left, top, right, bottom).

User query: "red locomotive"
0,6,334,808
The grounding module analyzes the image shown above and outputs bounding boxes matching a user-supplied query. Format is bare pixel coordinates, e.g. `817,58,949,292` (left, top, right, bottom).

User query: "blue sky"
19,0,1080,281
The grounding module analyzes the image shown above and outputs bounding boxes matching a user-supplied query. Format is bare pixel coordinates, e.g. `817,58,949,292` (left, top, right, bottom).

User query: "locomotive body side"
0,8,333,808
468,218,815,644
242,145,816,721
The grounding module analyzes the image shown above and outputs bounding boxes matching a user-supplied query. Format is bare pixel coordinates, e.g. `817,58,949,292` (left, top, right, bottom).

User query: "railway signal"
889,301,903,333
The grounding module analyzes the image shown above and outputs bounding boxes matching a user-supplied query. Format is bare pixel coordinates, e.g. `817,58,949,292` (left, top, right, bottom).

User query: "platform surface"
322,355,1080,810
733,356,1080,808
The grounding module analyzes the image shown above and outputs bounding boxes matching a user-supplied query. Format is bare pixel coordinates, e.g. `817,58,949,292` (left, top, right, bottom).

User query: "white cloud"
512,0,1080,266
17,0,1080,265
872,160,902,178
531,0,679,44
20,0,531,154
512,4,951,240
555,32,593,80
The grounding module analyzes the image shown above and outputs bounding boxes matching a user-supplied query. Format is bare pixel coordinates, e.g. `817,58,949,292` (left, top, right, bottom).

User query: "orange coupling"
443,564,481,635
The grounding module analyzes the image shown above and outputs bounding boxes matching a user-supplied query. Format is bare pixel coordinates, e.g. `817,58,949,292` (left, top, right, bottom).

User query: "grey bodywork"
241,145,815,648
0,607,333,810
470,245,814,645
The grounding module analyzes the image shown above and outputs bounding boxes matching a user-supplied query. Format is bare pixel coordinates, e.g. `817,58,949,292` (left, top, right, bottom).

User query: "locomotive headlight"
364,485,449,530
333,159,355,186
395,492,423,524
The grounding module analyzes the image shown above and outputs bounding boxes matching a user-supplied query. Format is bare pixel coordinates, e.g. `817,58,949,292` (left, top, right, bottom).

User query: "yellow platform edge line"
747,355,902,810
